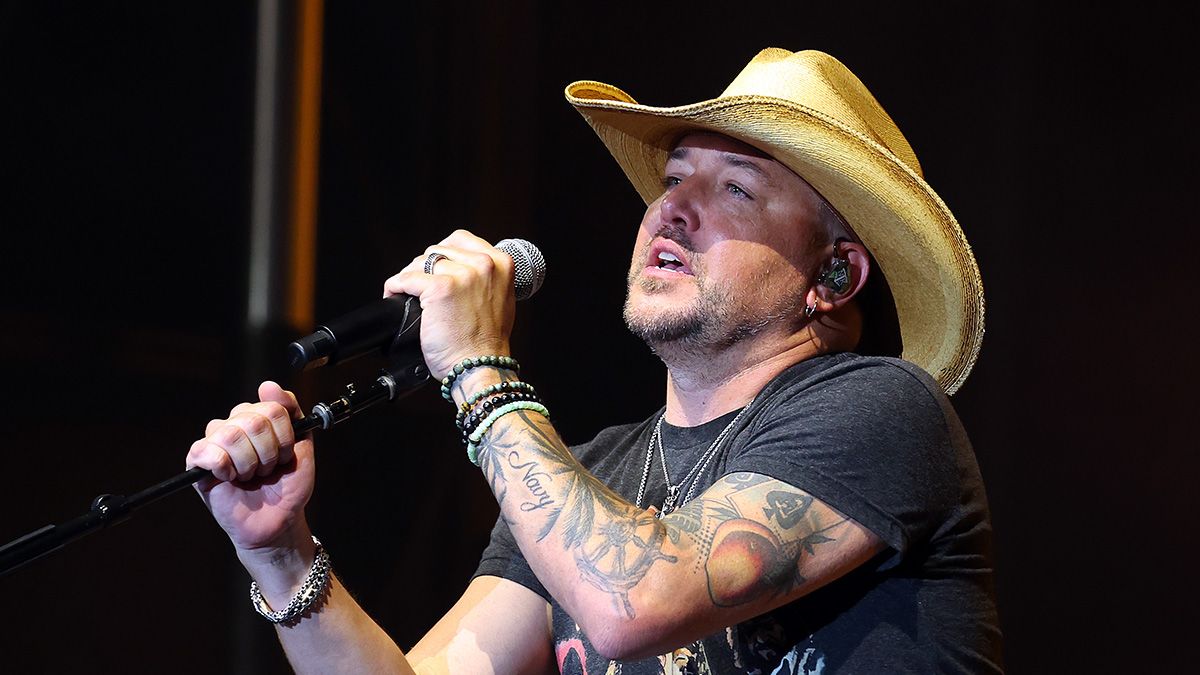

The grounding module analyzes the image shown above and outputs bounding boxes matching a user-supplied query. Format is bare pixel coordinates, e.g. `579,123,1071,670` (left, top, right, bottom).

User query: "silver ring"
423,252,448,275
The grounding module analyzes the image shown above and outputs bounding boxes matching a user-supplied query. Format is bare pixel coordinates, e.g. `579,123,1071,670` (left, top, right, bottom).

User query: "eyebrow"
666,147,775,185
662,145,772,181
721,154,772,183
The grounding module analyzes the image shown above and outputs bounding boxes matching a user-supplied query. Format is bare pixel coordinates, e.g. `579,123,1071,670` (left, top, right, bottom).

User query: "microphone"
287,238,546,371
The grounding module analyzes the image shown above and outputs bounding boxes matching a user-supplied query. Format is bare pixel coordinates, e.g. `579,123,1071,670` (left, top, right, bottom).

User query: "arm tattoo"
663,472,850,607
477,411,850,617
475,411,678,618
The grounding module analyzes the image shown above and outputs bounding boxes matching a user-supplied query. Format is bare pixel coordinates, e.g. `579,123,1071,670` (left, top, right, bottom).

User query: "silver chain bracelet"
249,536,331,625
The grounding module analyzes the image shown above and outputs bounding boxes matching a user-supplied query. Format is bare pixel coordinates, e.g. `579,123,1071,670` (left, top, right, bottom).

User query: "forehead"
668,132,778,167
669,132,824,205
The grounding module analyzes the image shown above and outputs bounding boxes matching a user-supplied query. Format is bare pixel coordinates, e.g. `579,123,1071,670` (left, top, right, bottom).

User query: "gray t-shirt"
475,353,1003,673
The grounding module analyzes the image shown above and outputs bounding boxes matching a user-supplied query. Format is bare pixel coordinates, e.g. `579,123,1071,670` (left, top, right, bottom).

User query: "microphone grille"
496,238,546,301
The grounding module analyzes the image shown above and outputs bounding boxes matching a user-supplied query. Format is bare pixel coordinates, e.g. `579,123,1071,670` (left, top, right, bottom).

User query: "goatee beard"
622,270,739,360
623,269,807,361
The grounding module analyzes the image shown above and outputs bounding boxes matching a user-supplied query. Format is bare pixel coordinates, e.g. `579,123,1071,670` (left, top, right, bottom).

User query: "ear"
805,240,871,314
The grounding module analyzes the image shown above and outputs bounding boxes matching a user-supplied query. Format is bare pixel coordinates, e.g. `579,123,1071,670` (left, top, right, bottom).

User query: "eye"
726,183,753,200
662,175,682,190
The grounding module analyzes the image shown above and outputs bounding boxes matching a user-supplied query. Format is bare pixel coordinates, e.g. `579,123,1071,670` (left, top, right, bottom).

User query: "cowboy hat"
564,48,984,394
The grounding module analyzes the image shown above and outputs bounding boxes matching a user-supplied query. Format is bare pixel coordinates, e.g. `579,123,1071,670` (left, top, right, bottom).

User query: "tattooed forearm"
575,511,678,617
476,408,574,509
476,411,678,618
507,451,556,512
474,414,857,620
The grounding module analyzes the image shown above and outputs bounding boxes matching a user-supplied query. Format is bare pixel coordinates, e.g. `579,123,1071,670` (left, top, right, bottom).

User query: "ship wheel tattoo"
574,511,678,618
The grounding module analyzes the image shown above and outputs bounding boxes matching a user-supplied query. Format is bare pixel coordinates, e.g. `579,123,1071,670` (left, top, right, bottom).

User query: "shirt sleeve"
723,359,961,569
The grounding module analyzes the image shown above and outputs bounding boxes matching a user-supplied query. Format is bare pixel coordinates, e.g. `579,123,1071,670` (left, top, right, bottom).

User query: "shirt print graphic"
552,603,718,675
554,631,714,674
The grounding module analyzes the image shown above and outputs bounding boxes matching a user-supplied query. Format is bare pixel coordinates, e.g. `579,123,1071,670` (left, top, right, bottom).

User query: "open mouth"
647,241,694,275
656,251,687,273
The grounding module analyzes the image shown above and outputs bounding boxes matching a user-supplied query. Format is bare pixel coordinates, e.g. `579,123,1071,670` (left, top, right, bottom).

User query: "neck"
661,329,829,426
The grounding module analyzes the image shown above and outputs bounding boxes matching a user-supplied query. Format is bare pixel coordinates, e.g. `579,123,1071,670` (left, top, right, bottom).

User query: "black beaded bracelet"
459,390,542,436
459,391,542,443
456,381,538,427
440,355,520,401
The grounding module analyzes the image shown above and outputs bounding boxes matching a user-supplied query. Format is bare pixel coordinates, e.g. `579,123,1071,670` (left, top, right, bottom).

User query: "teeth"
657,251,681,263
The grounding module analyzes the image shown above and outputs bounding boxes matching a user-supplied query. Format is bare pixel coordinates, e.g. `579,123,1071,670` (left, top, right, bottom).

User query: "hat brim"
566,81,984,394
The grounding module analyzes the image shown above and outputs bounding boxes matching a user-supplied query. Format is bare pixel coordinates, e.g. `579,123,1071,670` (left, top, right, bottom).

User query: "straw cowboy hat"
565,48,984,394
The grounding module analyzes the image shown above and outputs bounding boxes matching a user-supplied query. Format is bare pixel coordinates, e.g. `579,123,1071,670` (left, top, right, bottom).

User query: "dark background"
1,2,1196,673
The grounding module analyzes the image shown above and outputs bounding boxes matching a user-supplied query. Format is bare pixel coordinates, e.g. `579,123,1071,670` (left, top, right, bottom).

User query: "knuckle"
268,408,295,442
475,253,496,273
264,402,288,423
242,413,271,438
185,439,205,465
383,271,410,293
282,389,301,412
205,444,234,481
214,424,245,448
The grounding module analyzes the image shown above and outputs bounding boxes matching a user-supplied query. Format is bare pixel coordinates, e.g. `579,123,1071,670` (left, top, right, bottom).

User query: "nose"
657,178,701,233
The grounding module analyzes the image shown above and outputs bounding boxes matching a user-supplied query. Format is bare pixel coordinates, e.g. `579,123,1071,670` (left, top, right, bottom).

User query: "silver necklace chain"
634,407,749,518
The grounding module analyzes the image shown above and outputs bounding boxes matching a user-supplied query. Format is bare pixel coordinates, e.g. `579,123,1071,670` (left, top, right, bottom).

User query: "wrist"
450,366,517,406
439,354,519,405
235,526,318,605
248,536,331,625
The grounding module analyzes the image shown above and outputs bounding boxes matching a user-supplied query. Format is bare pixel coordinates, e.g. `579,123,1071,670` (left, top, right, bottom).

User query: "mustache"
655,222,697,253
630,222,703,291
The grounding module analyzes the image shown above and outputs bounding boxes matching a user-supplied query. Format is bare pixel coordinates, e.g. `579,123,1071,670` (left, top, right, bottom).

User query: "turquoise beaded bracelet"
440,355,520,401
465,401,550,466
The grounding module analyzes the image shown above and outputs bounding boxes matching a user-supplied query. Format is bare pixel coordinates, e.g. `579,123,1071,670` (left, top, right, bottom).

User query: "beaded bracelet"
250,536,331,625
440,355,520,401
466,401,551,466
459,390,542,441
460,380,537,413
456,381,538,429
457,385,539,429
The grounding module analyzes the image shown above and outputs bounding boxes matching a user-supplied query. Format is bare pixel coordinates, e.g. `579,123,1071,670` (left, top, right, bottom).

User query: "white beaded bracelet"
466,401,550,466
249,536,331,625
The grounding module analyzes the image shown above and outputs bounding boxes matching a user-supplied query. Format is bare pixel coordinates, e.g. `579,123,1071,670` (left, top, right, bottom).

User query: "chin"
623,297,707,346
626,283,690,317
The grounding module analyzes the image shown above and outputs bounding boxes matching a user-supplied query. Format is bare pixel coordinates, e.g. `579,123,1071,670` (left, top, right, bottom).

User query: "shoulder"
753,353,951,433
731,353,970,515
764,352,945,401
727,354,975,558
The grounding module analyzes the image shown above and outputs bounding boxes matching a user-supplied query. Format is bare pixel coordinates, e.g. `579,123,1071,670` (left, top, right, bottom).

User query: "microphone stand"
0,359,430,579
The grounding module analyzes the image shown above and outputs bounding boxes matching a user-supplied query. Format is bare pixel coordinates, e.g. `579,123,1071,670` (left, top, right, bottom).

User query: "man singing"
187,48,1003,673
